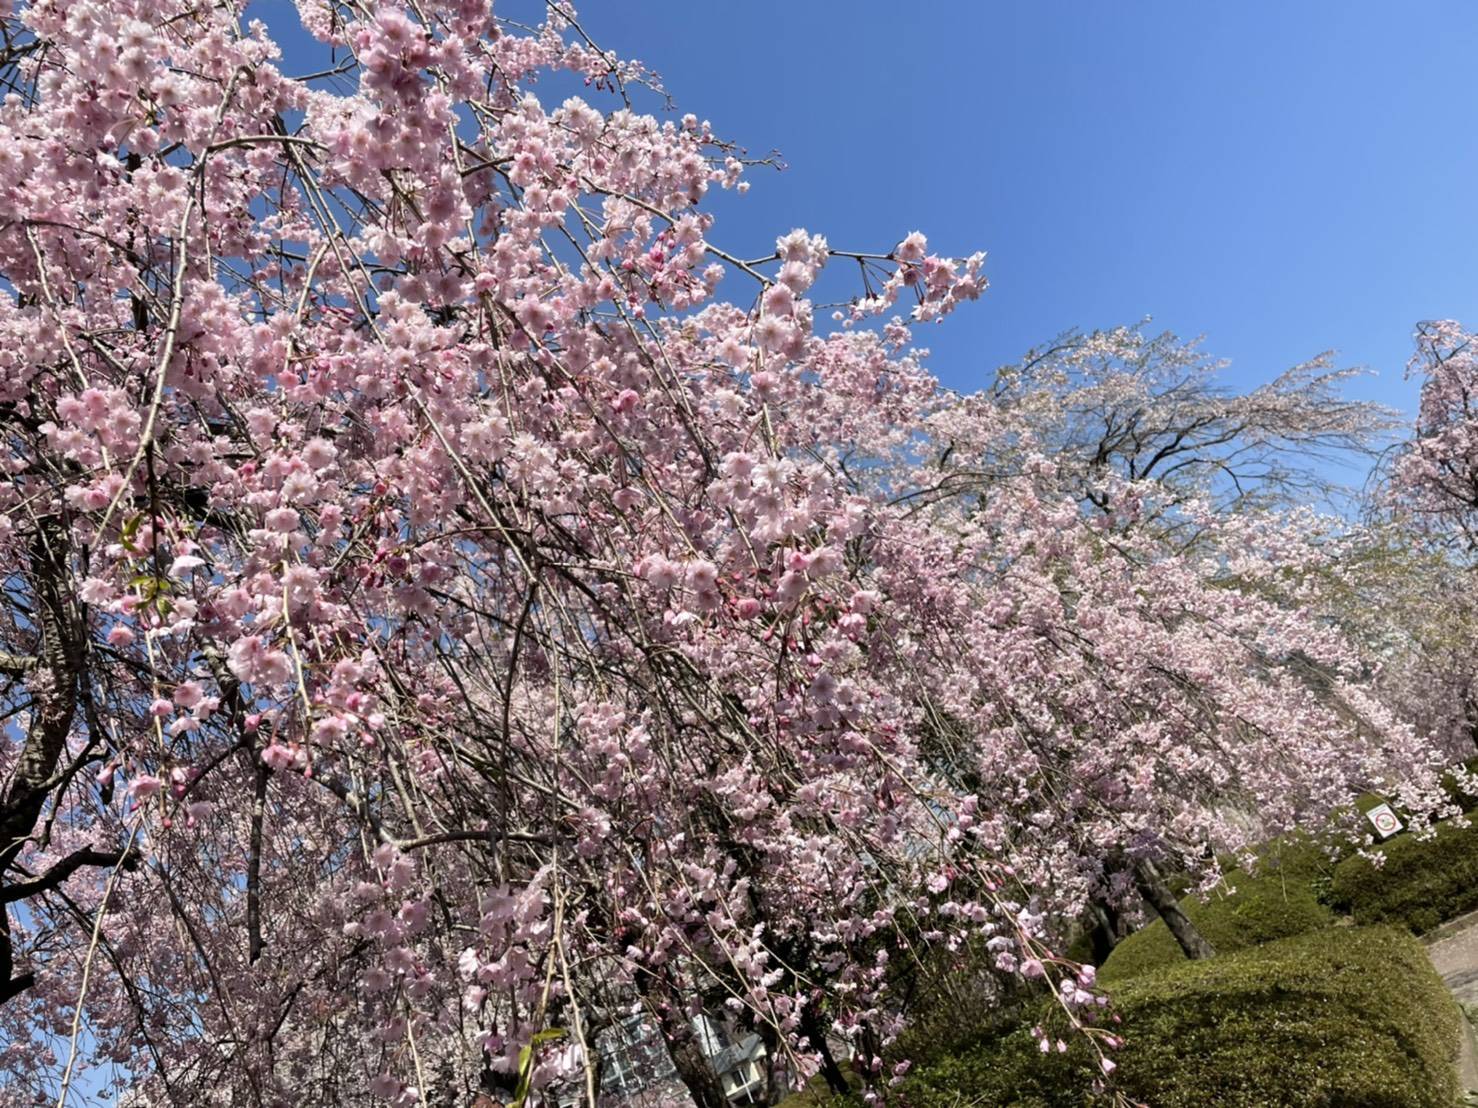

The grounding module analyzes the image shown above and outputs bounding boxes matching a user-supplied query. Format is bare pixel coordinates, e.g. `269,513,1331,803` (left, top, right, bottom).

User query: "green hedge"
1329,808,1478,933
1100,840,1337,982
887,926,1459,1108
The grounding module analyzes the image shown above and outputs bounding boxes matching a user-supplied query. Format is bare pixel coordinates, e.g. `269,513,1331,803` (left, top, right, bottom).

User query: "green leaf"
510,1028,566,1108
120,513,143,550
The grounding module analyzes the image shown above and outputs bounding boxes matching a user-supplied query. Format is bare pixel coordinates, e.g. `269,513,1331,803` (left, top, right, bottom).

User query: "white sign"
1366,803,1404,840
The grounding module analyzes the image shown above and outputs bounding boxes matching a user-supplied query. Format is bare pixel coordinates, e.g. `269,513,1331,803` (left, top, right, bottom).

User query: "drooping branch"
0,845,138,905
246,761,268,965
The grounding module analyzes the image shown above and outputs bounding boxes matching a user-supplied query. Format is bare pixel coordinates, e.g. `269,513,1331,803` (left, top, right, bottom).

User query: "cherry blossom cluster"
0,2,1452,1107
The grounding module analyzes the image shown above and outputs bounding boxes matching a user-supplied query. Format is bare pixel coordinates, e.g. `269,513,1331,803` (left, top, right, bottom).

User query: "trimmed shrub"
776,1074,860,1108
1100,840,1337,982
1329,809,1478,933
888,938,1041,1067
886,926,1459,1108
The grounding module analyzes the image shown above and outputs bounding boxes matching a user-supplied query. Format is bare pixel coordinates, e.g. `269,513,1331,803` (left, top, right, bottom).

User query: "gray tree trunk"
1133,861,1216,961
638,971,729,1108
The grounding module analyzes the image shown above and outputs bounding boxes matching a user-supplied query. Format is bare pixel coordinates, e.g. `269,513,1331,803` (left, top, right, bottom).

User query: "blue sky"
561,1,1478,417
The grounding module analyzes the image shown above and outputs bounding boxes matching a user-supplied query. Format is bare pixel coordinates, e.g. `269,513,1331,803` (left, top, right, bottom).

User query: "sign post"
1365,802,1404,841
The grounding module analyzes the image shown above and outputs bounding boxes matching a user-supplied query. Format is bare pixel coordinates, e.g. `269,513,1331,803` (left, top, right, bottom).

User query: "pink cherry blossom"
0,5,1451,1107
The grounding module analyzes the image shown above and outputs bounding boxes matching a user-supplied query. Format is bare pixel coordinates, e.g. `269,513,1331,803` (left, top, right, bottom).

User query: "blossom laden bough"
0,3,1450,1107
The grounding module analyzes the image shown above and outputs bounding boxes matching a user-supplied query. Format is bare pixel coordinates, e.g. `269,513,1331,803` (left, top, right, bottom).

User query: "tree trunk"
662,1023,730,1108
638,971,729,1108
1133,861,1215,961
1086,899,1125,965
756,1021,788,1106
798,1008,849,1096
0,517,83,1005
0,518,82,874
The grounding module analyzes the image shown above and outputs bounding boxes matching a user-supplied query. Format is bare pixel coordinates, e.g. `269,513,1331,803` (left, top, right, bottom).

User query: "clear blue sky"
560,1,1478,416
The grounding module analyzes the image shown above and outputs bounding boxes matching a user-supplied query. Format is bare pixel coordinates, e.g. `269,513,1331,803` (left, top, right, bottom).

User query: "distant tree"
1393,320,1478,545
1328,321,1478,770
943,324,1397,524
